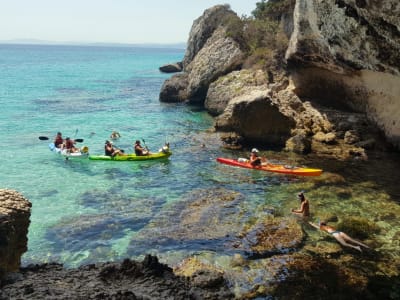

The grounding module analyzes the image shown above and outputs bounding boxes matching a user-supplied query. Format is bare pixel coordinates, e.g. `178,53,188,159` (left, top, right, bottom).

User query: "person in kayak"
54,132,64,149
249,148,262,166
64,137,79,153
291,191,310,217
134,140,149,156
104,140,124,157
309,220,370,252
249,148,268,166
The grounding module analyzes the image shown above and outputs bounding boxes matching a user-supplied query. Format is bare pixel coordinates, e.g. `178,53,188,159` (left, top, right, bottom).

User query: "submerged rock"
234,216,304,258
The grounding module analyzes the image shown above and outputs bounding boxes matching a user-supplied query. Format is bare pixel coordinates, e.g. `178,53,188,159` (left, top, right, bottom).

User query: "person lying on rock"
309,220,370,252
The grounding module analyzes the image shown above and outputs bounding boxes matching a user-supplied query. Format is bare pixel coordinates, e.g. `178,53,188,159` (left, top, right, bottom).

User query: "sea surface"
1,44,399,289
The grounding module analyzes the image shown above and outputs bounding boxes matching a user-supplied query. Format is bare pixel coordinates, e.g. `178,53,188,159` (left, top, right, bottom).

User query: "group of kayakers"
54,131,151,157
104,139,149,157
53,132,80,153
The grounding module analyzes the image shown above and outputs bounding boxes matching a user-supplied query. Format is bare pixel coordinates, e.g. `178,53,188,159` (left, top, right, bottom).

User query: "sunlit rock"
0,189,31,279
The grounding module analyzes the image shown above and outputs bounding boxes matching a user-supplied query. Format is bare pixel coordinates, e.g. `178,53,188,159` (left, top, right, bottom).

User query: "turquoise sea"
1,44,400,294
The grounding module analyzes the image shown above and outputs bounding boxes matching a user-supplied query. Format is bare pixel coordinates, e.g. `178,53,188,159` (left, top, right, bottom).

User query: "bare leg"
333,234,362,252
340,232,370,248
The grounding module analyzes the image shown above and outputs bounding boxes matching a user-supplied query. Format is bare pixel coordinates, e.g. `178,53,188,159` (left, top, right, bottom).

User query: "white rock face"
286,0,400,147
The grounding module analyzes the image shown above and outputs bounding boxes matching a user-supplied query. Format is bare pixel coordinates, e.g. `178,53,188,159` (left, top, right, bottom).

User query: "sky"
0,0,258,44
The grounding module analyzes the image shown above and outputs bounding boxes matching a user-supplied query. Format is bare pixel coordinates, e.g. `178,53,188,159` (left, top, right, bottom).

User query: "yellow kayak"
89,147,171,161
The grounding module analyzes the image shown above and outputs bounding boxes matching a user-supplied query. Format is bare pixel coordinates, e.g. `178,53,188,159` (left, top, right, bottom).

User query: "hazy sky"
1,0,257,44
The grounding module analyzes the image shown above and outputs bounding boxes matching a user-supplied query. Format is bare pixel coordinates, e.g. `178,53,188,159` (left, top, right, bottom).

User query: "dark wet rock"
266,254,372,299
0,189,31,280
285,134,312,154
0,255,234,299
159,73,189,102
220,132,244,150
159,62,183,73
234,217,304,258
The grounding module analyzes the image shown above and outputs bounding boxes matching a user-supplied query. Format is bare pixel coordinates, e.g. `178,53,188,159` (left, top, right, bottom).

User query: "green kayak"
89,148,172,161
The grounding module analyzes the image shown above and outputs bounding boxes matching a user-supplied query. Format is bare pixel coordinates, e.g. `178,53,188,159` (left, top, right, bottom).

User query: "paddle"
38,136,84,143
142,138,149,151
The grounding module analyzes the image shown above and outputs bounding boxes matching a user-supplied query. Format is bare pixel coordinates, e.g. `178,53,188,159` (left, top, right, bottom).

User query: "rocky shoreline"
1,255,233,300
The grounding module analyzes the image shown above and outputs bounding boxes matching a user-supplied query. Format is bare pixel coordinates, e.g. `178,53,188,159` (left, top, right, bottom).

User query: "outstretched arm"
308,221,320,230
293,202,305,213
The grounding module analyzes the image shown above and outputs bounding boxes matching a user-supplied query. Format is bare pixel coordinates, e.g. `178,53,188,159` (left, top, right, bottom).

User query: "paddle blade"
39,136,49,140
75,138,84,143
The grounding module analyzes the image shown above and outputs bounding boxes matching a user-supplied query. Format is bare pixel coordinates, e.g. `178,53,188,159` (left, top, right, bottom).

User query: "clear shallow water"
1,44,400,278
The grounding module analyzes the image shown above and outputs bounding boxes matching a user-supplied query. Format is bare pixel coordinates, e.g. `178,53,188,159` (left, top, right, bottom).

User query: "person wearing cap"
291,191,310,217
134,140,149,156
249,148,262,166
104,140,124,157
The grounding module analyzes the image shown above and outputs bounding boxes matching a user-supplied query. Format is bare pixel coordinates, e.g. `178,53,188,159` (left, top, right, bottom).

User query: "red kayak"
216,157,323,177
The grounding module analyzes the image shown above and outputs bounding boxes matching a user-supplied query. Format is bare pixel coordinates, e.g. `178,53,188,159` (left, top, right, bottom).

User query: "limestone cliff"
0,189,31,280
286,0,400,149
160,1,400,158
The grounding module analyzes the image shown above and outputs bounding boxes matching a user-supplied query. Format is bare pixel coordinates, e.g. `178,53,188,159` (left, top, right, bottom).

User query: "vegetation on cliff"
225,0,294,72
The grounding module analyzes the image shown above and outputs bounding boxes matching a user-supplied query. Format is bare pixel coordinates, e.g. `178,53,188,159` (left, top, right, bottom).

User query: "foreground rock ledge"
0,255,234,300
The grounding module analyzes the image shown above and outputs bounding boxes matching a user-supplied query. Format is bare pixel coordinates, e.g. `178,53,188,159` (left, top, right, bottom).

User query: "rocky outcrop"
183,4,240,69
205,69,269,115
185,26,244,103
286,0,400,148
215,88,296,146
159,62,183,73
159,73,189,103
1,255,234,299
159,5,244,104
0,189,31,280
159,1,400,157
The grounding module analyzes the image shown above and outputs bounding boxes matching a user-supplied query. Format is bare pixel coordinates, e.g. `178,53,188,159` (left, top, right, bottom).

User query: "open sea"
1,44,400,293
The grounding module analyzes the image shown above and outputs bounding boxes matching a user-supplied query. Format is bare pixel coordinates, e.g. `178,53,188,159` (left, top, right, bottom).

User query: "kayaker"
54,132,64,149
309,220,370,252
249,148,262,166
134,140,149,156
104,140,124,157
249,148,268,166
291,191,310,217
64,137,79,153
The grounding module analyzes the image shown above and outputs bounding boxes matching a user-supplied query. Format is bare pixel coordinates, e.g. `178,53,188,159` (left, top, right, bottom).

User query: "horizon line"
0,39,187,49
